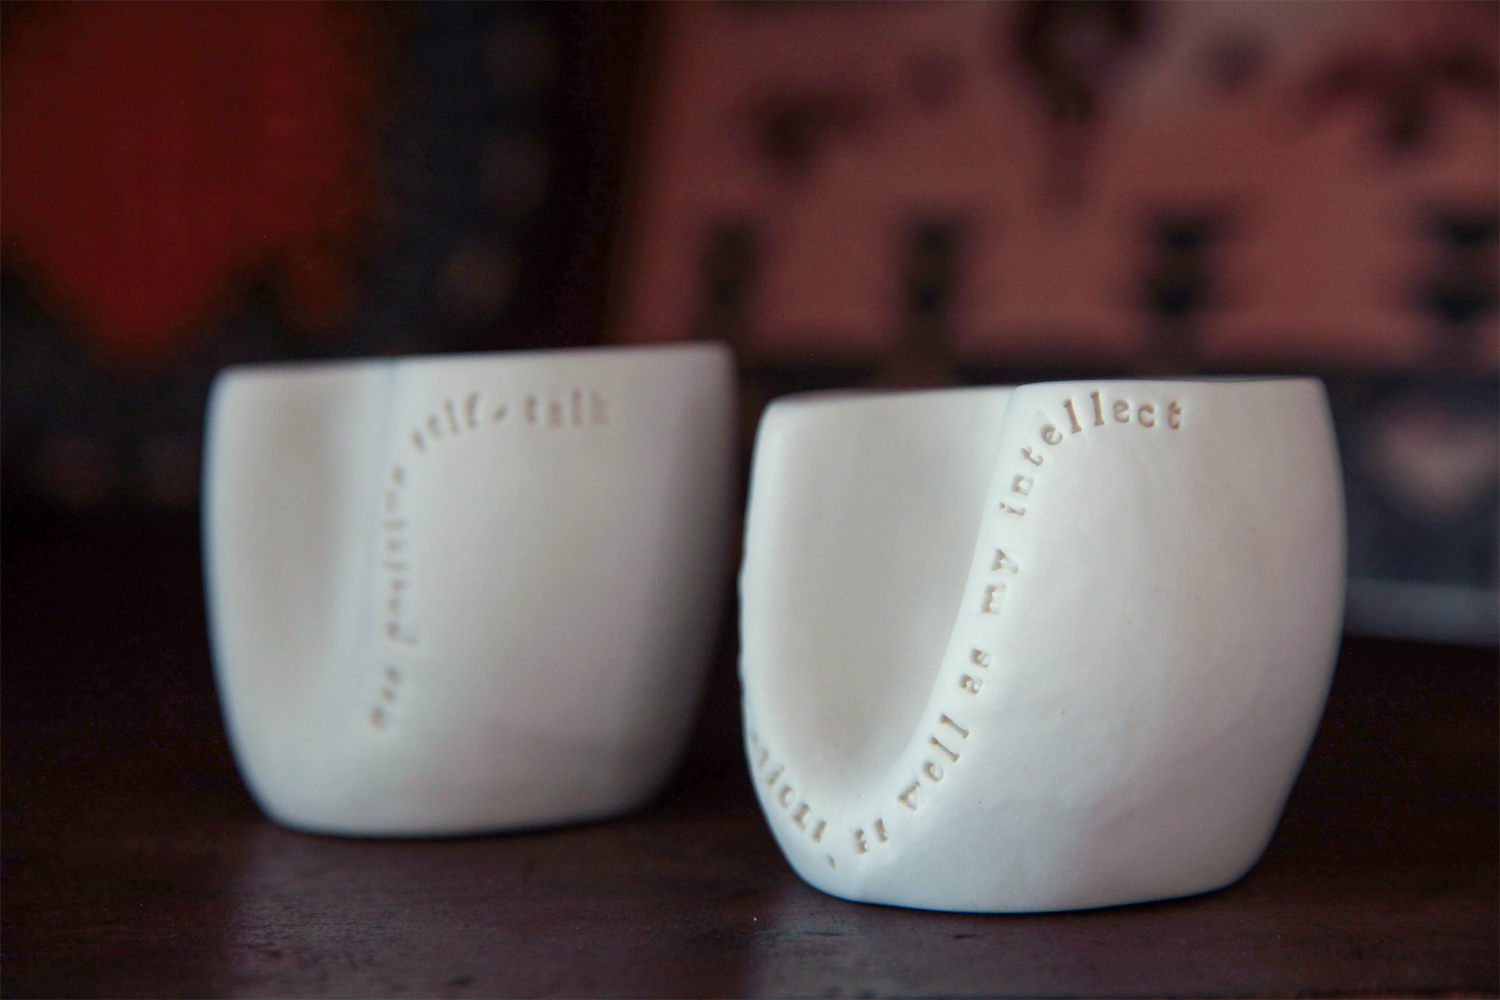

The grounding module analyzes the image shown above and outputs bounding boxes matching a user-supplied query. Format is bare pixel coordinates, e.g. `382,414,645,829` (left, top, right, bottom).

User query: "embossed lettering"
1063,399,1082,434
811,820,826,843
1114,399,1131,423
1091,390,1105,426
1168,401,1182,429
874,819,888,842
854,829,869,854
1011,475,1033,496
981,584,1006,615
970,648,992,669
778,785,795,808
898,782,922,810
790,802,810,828
765,765,784,788
991,550,1016,573
1041,424,1062,445
999,502,1027,517
1138,403,1156,427
1021,446,1044,466
939,713,970,738
379,389,614,666
929,736,960,761
371,659,403,728
923,761,945,782
960,674,983,694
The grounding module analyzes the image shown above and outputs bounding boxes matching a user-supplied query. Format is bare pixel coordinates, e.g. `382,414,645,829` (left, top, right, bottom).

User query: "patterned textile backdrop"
2,2,638,505
608,1,1498,644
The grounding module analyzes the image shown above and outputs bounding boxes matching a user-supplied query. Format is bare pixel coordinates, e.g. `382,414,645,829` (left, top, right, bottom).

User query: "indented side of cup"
205,343,735,836
740,378,1345,911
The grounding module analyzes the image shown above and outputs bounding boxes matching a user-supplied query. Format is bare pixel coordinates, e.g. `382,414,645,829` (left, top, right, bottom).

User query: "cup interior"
744,388,1012,788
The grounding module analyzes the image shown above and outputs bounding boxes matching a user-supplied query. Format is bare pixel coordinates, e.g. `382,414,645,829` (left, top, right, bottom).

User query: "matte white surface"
740,379,1345,912
204,343,734,836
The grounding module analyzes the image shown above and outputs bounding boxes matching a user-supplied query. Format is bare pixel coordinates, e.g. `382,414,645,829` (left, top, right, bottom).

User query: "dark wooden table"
4,502,1496,998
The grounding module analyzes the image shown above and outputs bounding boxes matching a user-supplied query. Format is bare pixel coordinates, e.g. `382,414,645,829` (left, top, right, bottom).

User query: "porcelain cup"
739,378,1345,911
205,343,735,836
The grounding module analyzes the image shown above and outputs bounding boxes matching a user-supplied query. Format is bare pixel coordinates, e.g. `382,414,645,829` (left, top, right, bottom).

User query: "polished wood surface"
3,503,1496,998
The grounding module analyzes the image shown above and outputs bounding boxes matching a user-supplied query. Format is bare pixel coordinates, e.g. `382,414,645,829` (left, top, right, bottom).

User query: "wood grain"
3,502,1495,998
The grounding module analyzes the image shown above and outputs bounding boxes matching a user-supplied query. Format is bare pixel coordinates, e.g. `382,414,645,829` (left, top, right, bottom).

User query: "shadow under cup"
204,343,735,837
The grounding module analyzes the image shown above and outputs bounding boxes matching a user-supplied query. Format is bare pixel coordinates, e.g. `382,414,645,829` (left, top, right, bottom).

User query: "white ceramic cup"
739,378,1345,912
204,343,735,836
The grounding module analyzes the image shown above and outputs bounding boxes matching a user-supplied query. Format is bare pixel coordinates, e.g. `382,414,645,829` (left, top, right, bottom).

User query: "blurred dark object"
695,219,761,346
1008,0,1151,201
1420,207,1499,366
1010,0,1149,124
747,88,872,184
872,218,966,388
1140,211,1225,375
1303,12,1499,158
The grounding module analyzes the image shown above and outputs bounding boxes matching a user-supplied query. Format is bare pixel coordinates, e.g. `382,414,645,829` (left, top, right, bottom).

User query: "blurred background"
3,0,1496,645
3,1,635,496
